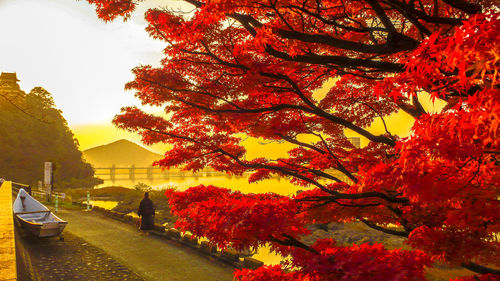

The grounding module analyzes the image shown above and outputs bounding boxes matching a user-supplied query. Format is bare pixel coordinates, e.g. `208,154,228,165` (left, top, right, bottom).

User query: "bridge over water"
93,137,361,182
94,166,261,182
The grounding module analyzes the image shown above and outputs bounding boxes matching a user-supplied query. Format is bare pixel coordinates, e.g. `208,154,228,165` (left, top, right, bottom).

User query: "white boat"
13,188,67,238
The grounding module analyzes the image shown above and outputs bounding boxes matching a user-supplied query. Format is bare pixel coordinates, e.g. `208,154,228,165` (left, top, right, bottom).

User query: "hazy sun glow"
0,0,444,152
0,0,172,150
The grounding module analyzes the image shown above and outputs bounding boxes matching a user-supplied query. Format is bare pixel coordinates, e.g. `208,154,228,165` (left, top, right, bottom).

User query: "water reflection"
252,245,285,266
95,174,302,196
88,200,118,209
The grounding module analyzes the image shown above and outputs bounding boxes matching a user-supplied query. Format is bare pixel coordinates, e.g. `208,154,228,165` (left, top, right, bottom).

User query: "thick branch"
359,217,409,237
228,13,405,72
278,158,344,183
364,0,398,34
270,234,319,254
385,0,464,25
140,127,409,204
299,196,381,209
139,77,313,114
315,133,359,183
276,29,418,54
259,72,397,147
397,99,426,118
461,262,500,275
141,73,397,147
265,45,404,72
441,0,482,14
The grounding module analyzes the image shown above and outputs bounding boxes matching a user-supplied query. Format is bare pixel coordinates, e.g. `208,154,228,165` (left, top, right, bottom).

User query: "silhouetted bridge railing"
94,166,350,183
93,166,250,181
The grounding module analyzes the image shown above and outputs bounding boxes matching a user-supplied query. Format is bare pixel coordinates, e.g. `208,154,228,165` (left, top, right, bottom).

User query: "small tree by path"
134,182,152,192
85,1,499,280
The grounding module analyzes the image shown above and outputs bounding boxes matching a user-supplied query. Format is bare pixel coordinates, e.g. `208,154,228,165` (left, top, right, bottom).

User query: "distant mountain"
83,139,163,168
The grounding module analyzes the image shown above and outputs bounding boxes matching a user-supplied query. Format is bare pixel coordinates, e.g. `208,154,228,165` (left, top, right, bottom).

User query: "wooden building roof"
0,72,19,82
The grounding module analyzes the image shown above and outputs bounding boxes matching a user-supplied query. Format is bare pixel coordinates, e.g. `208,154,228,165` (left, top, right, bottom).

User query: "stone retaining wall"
75,203,264,270
0,181,17,281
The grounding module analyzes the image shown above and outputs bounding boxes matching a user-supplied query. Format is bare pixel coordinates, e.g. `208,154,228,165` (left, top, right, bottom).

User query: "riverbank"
60,186,476,280
63,186,177,226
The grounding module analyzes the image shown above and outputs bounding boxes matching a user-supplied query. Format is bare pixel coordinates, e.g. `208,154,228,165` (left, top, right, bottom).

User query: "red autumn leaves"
86,0,499,279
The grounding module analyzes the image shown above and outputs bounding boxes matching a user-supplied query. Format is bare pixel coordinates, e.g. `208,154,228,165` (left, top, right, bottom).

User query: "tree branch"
136,126,409,204
461,262,500,275
359,217,409,237
270,234,319,254
441,0,481,14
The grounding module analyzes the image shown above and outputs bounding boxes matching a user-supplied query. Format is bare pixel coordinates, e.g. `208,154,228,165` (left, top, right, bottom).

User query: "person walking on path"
137,192,155,234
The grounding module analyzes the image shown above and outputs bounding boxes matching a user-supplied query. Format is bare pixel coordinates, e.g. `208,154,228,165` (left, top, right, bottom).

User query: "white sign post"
44,162,53,202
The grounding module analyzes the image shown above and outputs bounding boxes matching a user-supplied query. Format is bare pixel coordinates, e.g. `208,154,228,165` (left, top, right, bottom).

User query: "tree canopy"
87,0,498,280
0,86,102,189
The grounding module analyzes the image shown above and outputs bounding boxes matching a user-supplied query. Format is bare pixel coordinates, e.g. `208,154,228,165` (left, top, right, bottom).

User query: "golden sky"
0,0,165,126
0,0,186,151
0,0,444,156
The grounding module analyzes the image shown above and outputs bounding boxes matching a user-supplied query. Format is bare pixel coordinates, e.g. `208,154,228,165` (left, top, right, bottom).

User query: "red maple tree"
86,0,499,280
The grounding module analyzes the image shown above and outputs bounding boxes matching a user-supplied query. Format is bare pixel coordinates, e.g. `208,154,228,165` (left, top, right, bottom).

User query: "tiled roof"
0,72,19,81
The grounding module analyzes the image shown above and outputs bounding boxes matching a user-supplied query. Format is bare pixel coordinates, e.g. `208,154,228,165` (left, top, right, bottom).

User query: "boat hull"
13,188,68,238
15,216,67,238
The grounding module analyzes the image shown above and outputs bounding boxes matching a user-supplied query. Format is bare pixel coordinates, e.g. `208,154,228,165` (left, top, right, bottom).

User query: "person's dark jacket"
138,198,155,216
138,197,155,230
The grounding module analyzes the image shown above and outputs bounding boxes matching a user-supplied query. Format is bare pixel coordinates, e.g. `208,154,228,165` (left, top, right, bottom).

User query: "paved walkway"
16,230,144,281
55,208,235,281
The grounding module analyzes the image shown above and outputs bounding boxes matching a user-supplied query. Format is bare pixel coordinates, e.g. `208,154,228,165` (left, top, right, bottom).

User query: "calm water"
88,200,119,209
95,174,303,196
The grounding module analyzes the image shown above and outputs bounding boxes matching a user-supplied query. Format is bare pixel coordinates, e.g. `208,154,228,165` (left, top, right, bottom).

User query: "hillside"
83,139,163,168
0,82,101,189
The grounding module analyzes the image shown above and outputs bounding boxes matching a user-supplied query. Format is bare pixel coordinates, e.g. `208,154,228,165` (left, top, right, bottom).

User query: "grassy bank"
63,185,177,226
